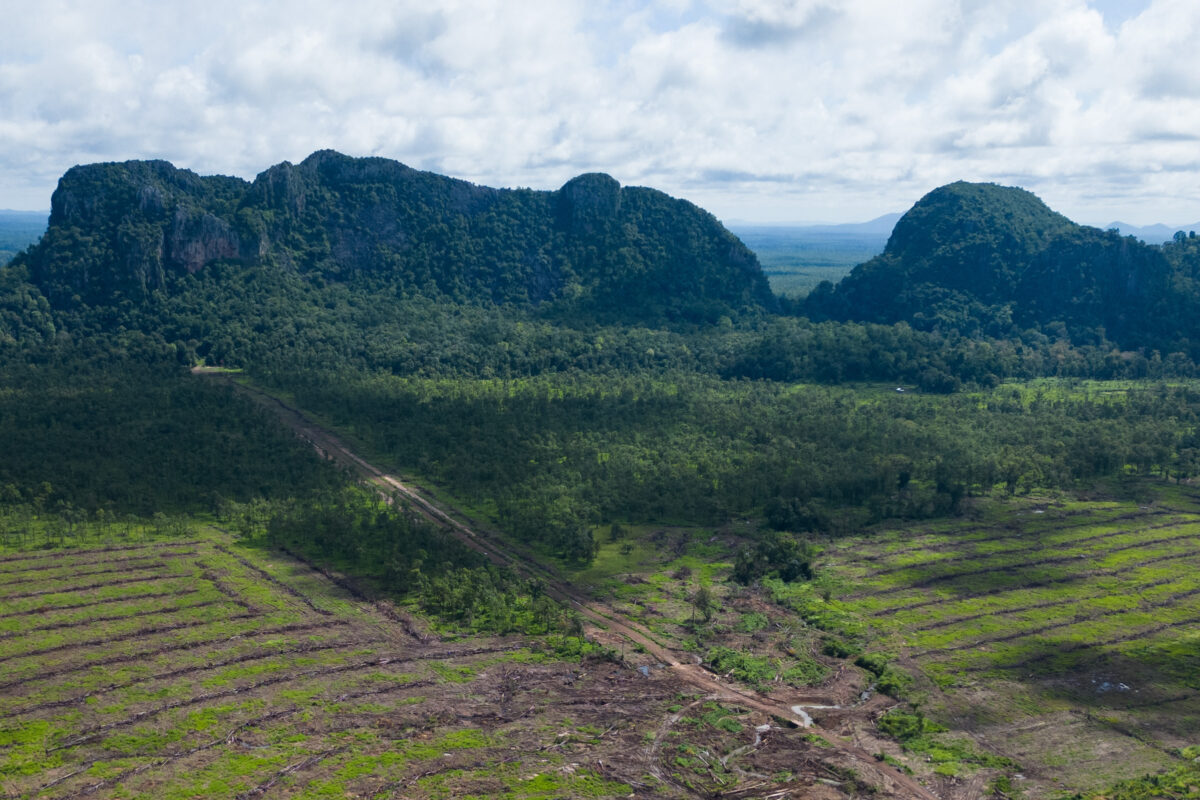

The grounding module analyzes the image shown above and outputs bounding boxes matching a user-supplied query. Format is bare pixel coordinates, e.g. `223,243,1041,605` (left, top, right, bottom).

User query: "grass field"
823,485,1200,796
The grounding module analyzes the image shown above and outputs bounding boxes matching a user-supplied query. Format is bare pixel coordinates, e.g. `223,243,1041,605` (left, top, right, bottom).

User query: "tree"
691,586,715,624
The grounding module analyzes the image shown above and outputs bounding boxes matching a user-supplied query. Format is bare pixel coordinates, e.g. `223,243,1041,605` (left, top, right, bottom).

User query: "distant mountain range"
1104,221,1200,244
731,213,902,236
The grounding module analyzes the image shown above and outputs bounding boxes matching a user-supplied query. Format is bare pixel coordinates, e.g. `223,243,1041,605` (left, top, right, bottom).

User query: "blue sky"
2,0,1197,225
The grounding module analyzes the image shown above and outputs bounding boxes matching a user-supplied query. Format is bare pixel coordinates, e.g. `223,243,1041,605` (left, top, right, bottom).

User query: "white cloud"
0,0,1195,223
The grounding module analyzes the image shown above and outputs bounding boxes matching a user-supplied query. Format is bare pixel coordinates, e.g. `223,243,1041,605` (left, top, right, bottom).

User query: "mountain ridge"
18,150,776,323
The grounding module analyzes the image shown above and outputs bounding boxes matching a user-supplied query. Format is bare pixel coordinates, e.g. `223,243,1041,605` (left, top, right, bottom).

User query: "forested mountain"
805,181,1200,355
16,150,774,323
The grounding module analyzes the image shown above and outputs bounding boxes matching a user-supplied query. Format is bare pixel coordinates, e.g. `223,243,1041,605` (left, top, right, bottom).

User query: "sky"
2,0,1199,225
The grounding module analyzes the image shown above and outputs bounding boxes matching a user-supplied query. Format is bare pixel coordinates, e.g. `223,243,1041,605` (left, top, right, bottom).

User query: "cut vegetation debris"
825,488,1200,796
0,525,928,800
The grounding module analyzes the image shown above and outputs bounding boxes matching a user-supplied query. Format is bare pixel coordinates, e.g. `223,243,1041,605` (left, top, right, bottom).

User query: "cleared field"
0,527,910,800
825,489,1200,797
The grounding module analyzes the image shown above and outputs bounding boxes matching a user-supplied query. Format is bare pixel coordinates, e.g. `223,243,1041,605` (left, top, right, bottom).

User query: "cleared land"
825,488,1200,798
1,527,930,800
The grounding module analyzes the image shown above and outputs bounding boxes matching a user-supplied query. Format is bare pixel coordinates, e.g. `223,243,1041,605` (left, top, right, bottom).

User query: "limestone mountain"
805,181,1200,351
18,151,775,323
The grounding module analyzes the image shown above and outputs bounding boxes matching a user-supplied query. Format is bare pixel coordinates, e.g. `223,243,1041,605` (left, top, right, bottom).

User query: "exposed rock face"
166,208,242,273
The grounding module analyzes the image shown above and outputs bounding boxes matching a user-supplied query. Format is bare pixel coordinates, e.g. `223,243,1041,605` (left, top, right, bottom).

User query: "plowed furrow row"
46,678,439,798
41,707,303,797
0,551,195,580
0,612,255,666
911,585,1200,658
858,517,1194,578
0,540,203,568
5,638,359,717
0,620,348,693
236,745,353,799
962,614,1200,673
909,577,1178,632
212,542,331,616
50,655,420,752
858,530,1200,598
871,549,1200,617
847,510,1173,564
0,598,222,642
0,570,172,601
0,589,180,620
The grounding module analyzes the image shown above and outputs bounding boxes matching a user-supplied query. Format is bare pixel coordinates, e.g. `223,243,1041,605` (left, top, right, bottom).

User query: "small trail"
199,369,940,800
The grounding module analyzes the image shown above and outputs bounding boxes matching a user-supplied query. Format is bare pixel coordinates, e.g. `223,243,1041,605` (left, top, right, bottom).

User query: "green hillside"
18,151,774,324
805,182,1200,355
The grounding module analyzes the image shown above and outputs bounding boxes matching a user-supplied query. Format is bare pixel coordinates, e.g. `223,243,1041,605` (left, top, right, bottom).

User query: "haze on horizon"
2,0,1198,227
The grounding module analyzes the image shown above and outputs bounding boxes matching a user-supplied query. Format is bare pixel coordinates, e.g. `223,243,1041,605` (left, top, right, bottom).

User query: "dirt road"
197,368,938,799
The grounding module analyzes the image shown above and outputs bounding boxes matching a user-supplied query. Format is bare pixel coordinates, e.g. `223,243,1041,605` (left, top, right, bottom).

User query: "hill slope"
805,181,1200,350
17,151,774,323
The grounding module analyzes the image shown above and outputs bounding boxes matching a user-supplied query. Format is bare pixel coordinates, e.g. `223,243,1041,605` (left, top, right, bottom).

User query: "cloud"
0,0,1197,223
720,1,841,48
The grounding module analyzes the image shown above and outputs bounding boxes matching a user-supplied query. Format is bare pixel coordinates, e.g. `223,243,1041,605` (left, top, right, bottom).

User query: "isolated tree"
691,586,715,624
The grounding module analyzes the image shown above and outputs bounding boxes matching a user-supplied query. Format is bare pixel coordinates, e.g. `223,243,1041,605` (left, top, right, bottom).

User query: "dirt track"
197,368,939,799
